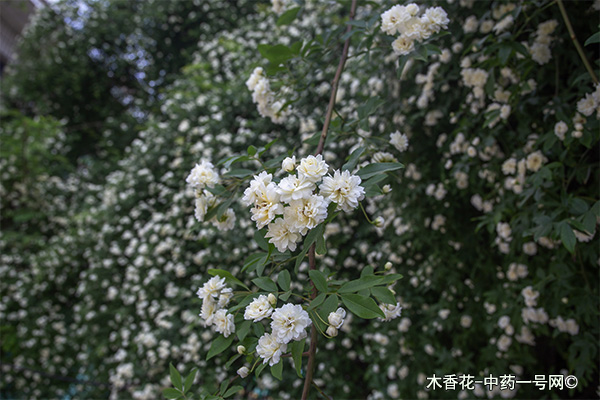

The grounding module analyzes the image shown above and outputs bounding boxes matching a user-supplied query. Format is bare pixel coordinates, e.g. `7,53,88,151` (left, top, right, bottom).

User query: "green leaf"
276,6,300,26
255,362,267,378
498,44,512,65
295,246,309,273
224,168,255,178
258,43,294,64
228,294,257,313
569,198,589,215
223,385,243,398
342,146,366,172
309,292,326,309
309,270,328,293
315,294,339,331
280,290,291,301
183,368,198,393
252,277,278,292
169,363,182,391
247,145,257,156
163,388,183,399
341,294,385,319
224,354,241,370
316,232,326,255
357,162,404,180
371,287,396,305
291,339,305,377
242,252,268,273
207,335,233,360
208,269,250,291
271,360,283,380
277,270,291,291
558,221,576,254
236,320,252,342
219,380,229,397
304,223,324,249
338,275,382,294
254,229,269,251
584,31,600,46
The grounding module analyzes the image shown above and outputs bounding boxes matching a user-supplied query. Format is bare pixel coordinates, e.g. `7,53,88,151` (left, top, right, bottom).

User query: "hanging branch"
302,1,358,399
556,0,598,85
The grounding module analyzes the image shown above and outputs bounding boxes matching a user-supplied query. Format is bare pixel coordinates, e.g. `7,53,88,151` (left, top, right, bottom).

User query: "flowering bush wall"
1,0,598,399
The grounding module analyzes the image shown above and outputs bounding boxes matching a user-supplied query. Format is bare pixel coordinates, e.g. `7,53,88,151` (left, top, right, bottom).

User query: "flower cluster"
186,160,236,230
326,308,346,337
250,302,312,366
529,20,558,65
242,155,365,252
197,277,235,337
246,67,290,124
380,3,449,56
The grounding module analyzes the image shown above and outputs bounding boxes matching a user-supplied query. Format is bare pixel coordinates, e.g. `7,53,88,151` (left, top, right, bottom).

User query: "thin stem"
556,0,599,84
281,351,310,358
303,1,357,398
315,0,358,156
312,380,333,400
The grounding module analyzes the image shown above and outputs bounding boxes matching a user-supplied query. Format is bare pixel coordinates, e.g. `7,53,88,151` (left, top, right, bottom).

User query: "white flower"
265,217,300,253
212,208,236,231
390,131,409,152
276,175,315,203
270,303,312,344
320,170,365,213
218,287,233,308
460,315,472,328
554,121,568,141
250,182,283,229
242,171,273,206
199,298,217,326
194,195,210,222
237,366,249,378
381,5,413,35
186,160,220,189
496,222,512,240
284,195,329,235
237,345,246,355
326,326,338,337
391,36,415,56
246,67,264,91
213,309,235,338
577,92,597,116
281,156,296,172
328,308,346,329
256,333,287,366
297,155,329,183
197,276,226,301
379,303,402,322
521,286,539,307
421,6,449,34
244,295,274,322
497,334,512,352
526,151,545,172
268,293,277,305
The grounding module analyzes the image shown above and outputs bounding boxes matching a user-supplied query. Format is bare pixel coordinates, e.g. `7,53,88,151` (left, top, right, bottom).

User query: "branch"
556,0,598,85
315,0,359,156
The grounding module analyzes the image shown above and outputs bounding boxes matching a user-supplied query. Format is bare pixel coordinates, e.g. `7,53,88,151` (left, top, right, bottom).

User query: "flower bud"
382,184,392,194
281,156,296,172
237,366,249,378
374,216,385,227
326,325,338,337
384,262,393,271
268,293,277,306
237,345,246,355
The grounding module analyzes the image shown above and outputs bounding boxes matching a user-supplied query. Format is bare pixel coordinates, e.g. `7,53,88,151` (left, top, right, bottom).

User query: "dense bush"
1,0,598,399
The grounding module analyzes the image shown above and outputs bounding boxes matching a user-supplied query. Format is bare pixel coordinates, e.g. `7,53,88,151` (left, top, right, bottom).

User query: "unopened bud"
326,325,338,337
268,293,277,306
374,216,385,227
282,156,296,172
237,345,246,355
237,366,249,378
384,262,393,271
382,184,392,194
